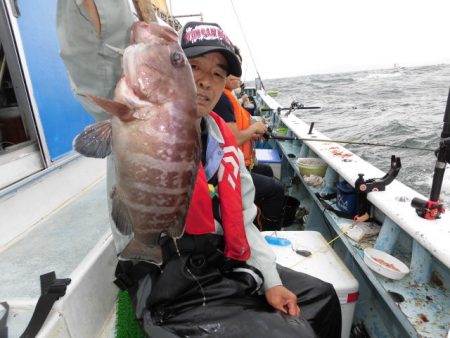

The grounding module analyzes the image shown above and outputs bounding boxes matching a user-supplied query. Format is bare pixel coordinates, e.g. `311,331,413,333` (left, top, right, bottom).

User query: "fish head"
119,23,197,114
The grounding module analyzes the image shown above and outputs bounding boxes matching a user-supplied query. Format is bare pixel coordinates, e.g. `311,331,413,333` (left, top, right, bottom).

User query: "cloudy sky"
170,0,450,80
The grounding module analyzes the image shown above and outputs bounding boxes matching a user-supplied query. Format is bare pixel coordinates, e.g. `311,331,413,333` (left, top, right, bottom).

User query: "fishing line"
229,0,265,88
272,101,433,112
268,225,354,270
266,133,436,152
300,137,433,152
173,237,207,306
243,63,249,82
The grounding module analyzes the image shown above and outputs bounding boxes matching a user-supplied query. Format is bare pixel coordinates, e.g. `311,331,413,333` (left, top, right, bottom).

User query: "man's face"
188,52,228,118
226,75,241,91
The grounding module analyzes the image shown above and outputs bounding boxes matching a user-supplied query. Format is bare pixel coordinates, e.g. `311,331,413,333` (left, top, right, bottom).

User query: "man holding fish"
57,2,341,337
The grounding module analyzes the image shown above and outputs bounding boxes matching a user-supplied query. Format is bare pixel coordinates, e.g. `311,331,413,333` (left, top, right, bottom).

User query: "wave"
440,170,450,204
364,72,403,80
310,77,355,84
264,63,450,201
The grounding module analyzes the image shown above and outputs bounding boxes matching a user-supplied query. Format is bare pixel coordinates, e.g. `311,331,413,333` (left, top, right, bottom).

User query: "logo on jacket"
218,146,239,190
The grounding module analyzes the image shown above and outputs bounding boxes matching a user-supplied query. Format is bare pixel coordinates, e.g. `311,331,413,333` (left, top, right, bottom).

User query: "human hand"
253,121,268,135
251,133,265,141
265,285,301,316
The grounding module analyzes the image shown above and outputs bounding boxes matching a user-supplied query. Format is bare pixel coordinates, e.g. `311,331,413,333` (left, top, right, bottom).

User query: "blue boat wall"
5,0,94,163
0,1,106,248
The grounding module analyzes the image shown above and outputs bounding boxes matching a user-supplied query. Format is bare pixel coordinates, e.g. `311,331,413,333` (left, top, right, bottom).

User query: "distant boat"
393,63,405,72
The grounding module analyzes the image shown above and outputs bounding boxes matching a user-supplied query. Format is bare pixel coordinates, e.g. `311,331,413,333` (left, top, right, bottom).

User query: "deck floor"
0,179,110,300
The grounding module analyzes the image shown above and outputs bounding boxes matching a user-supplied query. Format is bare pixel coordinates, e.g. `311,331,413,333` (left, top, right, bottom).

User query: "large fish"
74,22,200,263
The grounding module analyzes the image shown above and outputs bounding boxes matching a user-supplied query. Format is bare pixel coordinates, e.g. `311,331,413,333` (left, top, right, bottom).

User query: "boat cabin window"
0,7,44,191
0,45,30,151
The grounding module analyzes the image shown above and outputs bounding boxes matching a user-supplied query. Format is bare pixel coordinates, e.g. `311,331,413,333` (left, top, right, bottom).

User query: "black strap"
114,260,157,291
200,118,208,166
160,234,225,263
207,172,222,224
0,302,9,338
211,195,222,224
20,272,71,338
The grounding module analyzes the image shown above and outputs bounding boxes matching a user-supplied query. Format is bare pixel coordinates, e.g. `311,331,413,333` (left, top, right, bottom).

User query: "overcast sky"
170,0,450,81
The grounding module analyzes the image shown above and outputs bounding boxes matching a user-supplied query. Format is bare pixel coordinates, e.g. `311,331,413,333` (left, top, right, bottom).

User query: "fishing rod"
260,100,435,151
411,88,450,219
263,131,436,152
230,0,265,89
260,101,321,114
263,100,422,112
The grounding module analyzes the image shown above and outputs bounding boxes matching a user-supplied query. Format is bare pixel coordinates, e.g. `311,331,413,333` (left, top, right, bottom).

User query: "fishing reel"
284,100,321,116
260,101,321,116
411,198,445,220
262,126,302,141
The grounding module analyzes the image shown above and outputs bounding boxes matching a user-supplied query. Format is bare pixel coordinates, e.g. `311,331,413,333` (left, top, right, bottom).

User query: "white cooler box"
263,231,359,338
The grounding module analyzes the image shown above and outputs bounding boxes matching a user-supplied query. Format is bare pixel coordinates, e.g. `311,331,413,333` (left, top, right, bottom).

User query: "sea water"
263,63,450,206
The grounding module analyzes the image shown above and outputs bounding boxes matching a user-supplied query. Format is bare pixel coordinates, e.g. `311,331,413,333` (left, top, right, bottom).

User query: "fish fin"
111,190,133,235
120,240,163,264
85,94,134,122
73,120,112,158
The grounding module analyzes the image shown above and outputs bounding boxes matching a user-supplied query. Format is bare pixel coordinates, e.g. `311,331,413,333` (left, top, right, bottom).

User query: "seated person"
134,21,341,338
213,48,286,231
57,5,342,336
235,83,256,114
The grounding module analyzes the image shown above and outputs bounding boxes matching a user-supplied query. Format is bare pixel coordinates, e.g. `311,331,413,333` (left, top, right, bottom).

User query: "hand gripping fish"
73,22,200,263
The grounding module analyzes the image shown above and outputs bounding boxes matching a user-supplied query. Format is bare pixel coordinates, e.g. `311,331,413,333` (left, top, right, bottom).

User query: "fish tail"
120,239,163,264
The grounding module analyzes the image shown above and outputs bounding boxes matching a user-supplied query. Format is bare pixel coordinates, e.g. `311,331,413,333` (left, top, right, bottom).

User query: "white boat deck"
0,181,109,300
0,161,119,338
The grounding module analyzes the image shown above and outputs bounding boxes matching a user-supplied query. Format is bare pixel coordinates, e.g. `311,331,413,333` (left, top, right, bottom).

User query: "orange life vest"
223,89,254,167
185,112,250,261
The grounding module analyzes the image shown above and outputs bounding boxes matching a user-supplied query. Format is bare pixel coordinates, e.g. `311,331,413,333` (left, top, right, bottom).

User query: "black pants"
132,235,342,338
250,164,285,230
252,163,274,177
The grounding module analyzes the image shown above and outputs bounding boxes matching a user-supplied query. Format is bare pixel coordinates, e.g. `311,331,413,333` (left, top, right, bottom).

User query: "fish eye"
171,51,185,67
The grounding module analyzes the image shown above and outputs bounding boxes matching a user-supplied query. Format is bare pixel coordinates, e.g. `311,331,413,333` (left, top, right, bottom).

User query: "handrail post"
320,167,338,196
375,217,400,254
410,241,432,284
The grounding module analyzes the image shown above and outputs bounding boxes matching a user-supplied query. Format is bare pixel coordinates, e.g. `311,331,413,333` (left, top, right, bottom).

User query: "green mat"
115,290,146,338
